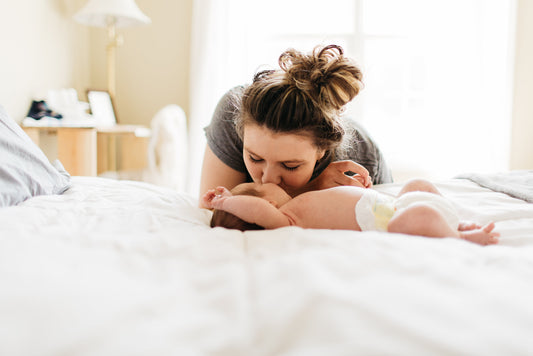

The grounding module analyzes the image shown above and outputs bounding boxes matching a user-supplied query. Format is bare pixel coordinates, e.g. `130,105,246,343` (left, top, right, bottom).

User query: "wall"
0,0,191,127
0,0,90,121
87,0,192,126
511,0,533,170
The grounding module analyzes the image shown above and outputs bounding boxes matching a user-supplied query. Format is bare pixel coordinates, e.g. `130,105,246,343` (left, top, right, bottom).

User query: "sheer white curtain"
187,0,516,195
357,0,517,181
187,0,250,196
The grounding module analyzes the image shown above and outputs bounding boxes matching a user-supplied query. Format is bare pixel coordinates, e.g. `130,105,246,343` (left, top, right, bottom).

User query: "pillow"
0,104,71,207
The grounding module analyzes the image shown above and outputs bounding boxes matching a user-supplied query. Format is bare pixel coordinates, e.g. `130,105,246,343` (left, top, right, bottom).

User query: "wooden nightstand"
23,125,150,176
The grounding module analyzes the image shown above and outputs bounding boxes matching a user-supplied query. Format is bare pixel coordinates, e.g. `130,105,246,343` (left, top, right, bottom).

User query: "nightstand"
23,125,150,176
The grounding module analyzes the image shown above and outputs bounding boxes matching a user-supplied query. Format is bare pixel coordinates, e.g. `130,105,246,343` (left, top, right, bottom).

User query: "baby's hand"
201,186,232,209
201,189,217,209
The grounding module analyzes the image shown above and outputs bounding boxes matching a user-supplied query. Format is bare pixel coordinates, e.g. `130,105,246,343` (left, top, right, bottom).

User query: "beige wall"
0,0,90,120
511,0,533,170
0,0,191,127
87,0,192,126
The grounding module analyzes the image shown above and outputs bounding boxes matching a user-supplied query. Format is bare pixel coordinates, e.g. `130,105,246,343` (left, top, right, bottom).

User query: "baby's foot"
459,222,500,245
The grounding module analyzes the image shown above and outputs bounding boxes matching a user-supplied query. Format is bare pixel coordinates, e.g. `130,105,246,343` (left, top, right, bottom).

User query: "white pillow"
0,105,71,207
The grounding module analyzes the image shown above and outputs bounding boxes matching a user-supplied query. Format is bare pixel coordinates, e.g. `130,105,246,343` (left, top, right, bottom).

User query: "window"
188,0,516,193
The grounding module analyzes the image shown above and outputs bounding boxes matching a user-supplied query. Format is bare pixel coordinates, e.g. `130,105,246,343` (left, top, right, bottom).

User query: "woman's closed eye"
249,154,263,163
248,153,300,170
282,163,300,171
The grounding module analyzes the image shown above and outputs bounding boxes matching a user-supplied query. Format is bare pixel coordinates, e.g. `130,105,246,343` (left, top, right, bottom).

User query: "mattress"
1,175,533,355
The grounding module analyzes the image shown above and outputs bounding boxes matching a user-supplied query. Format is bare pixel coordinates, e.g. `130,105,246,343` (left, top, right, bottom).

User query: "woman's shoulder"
339,117,378,152
214,85,246,115
203,85,248,173
206,85,246,127
337,117,393,184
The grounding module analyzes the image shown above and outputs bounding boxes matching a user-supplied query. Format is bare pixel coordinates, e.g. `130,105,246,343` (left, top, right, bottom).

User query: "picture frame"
87,90,118,126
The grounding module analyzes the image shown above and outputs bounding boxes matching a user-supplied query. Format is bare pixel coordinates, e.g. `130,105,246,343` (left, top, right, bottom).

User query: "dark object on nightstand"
26,100,63,120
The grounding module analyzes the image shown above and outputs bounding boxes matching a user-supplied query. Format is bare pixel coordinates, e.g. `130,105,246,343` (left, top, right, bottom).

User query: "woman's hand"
310,160,372,190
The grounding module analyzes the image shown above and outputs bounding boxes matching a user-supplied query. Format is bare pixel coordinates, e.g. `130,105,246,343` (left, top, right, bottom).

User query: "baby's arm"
205,189,292,229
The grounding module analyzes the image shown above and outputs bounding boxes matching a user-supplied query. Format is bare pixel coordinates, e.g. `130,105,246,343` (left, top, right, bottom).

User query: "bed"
2,106,533,355
1,174,533,355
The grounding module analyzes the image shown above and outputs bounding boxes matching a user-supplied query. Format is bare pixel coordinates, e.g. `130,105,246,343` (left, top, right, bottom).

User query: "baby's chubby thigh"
387,203,437,233
387,203,459,238
387,192,460,237
394,191,460,230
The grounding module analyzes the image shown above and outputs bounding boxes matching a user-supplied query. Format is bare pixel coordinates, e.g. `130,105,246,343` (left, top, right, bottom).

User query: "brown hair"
210,186,265,231
235,44,363,152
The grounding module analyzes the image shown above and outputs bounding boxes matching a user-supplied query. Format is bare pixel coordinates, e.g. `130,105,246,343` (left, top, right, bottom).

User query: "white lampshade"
74,0,151,28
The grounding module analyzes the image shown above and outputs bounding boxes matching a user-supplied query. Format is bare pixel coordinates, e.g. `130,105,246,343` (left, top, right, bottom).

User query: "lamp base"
106,17,123,101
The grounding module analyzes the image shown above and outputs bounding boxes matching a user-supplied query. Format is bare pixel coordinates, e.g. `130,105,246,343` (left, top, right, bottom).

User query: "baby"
202,179,500,245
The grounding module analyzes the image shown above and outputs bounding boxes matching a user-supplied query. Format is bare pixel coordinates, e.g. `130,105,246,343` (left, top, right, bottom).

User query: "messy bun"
279,44,363,112
236,44,363,153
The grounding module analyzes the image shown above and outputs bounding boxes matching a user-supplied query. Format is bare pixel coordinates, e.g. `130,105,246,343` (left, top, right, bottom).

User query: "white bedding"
1,176,533,355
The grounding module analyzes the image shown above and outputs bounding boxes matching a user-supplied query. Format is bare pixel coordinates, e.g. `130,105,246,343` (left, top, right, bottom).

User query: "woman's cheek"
283,171,313,189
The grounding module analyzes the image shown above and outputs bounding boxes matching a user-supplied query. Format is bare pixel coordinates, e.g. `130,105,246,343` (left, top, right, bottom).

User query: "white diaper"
355,190,459,232
355,190,396,232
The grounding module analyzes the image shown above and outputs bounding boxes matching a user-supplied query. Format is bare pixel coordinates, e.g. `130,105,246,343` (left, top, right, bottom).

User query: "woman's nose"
261,166,281,184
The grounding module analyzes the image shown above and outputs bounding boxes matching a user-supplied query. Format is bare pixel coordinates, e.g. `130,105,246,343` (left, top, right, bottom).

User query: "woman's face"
242,124,325,195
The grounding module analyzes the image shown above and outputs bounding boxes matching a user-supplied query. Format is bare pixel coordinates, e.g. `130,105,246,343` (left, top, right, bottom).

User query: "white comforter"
1,177,533,355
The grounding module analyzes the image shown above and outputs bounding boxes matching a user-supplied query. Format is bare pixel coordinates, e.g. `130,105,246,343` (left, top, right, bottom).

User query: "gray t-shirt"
204,86,393,184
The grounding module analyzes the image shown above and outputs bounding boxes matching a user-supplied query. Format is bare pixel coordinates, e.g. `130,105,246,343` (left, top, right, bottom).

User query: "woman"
200,44,392,207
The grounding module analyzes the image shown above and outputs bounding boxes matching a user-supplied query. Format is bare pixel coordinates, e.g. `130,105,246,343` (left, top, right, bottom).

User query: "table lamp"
74,0,151,101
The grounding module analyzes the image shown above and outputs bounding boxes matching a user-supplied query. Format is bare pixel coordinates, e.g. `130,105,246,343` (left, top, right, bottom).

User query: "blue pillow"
0,105,71,207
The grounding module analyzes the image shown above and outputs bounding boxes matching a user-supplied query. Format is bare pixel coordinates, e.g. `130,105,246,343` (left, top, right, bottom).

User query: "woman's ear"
316,149,326,161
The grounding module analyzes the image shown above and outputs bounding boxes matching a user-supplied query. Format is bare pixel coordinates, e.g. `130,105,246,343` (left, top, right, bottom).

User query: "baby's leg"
458,221,482,231
387,203,459,238
387,204,499,245
397,178,441,197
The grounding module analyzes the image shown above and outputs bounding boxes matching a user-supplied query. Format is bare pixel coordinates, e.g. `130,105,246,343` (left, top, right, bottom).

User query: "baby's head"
210,182,291,231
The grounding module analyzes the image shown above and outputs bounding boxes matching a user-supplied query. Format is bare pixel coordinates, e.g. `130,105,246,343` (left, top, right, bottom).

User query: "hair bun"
279,44,363,113
238,44,363,154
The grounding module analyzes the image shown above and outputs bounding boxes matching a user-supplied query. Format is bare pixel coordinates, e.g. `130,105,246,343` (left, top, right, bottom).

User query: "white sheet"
1,176,533,355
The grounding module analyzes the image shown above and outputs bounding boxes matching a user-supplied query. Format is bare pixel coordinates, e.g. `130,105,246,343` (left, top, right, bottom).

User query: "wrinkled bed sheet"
1,176,532,355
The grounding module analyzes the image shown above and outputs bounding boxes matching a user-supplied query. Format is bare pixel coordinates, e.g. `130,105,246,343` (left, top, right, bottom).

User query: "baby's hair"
210,186,265,231
234,44,364,153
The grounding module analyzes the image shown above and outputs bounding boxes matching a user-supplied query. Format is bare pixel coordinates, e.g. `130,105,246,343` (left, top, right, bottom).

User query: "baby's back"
280,186,366,230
